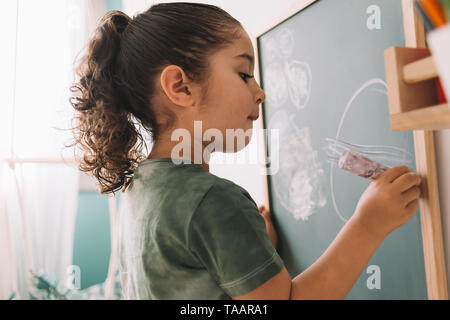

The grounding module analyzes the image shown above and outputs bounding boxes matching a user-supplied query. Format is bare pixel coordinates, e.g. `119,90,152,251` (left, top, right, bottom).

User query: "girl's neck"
147,133,210,172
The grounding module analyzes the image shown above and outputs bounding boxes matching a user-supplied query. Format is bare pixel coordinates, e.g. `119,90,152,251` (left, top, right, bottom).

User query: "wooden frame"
400,0,448,300
252,0,448,299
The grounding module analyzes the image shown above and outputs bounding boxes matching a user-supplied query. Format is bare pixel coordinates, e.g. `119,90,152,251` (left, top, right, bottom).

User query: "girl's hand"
353,165,422,240
259,205,278,250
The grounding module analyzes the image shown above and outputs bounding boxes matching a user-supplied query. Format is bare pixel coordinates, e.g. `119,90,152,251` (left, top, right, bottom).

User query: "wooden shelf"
403,56,438,83
384,46,450,130
390,103,450,130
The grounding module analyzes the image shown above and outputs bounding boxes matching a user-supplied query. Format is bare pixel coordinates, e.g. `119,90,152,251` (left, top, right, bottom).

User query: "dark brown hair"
68,2,242,194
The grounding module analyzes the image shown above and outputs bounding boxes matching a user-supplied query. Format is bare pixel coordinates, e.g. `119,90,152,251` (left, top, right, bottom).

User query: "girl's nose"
255,84,266,105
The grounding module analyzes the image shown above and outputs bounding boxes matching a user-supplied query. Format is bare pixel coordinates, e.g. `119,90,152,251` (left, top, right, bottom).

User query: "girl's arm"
289,213,384,299
233,213,384,300
233,166,421,300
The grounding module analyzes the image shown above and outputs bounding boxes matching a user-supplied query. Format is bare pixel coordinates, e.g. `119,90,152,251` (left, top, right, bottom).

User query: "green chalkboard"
257,0,427,299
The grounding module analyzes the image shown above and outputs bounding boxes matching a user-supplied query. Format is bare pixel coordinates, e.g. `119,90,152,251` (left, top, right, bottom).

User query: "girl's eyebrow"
233,53,254,66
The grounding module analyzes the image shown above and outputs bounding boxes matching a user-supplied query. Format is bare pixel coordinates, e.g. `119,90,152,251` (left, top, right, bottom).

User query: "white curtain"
0,0,107,299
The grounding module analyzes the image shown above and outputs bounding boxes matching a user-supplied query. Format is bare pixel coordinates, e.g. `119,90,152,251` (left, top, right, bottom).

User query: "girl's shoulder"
196,176,258,216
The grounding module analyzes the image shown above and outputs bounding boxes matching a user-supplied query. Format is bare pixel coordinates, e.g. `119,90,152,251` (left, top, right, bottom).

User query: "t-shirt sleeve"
188,179,285,298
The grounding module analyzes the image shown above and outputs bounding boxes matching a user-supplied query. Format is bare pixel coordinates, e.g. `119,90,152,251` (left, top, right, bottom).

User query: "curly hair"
68,3,242,194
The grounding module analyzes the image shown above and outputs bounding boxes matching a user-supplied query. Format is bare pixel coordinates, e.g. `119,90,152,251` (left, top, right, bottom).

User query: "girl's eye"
239,73,254,83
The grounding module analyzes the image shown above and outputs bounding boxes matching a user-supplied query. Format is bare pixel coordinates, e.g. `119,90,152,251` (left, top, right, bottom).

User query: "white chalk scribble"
264,63,288,107
285,60,312,110
273,124,327,221
327,78,413,223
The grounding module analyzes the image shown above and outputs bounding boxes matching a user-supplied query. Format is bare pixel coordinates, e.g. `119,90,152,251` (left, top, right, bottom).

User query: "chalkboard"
256,0,427,299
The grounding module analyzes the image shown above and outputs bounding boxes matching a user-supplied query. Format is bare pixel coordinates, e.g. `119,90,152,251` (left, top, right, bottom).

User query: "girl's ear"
159,65,197,107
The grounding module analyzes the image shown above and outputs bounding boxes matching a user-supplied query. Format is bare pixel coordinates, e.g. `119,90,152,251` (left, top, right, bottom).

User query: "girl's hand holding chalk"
353,166,422,240
325,140,422,238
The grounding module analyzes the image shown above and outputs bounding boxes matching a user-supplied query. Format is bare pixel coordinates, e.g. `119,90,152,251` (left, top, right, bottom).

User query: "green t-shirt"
118,158,285,299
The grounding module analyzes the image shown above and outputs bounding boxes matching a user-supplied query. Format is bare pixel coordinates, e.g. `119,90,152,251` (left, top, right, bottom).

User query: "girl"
69,2,422,300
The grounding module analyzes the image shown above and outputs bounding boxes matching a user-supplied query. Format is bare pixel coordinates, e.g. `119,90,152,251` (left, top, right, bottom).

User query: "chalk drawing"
264,36,280,62
277,28,295,58
262,27,312,111
327,78,414,223
285,60,312,110
274,123,327,221
268,110,291,141
264,63,288,107
263,27,295,61
324,137,413,165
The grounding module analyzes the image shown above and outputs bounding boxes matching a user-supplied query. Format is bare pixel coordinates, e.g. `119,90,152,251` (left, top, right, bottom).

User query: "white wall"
122,0,298,36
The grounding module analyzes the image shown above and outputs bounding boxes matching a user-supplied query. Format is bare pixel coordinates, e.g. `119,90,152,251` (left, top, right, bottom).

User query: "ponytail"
69,11,146,194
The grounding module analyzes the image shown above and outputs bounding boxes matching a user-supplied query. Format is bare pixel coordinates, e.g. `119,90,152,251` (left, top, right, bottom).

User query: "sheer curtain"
0,0,107,299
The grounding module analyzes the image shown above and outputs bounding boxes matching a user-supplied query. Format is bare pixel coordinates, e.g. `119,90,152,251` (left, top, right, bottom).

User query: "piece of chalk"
338,149,390,181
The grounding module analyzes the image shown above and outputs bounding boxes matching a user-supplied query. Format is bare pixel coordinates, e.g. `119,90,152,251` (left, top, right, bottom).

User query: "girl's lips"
248,114,259,121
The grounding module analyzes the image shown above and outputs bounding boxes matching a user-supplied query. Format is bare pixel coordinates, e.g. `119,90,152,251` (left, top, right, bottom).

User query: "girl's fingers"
396,172,421,193
381,166,412,184
402,186,421,206
258,205,270,217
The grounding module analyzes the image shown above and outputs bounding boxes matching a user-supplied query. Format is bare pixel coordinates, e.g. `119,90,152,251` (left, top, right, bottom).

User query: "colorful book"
415,0,436,31
420,0,447,27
